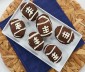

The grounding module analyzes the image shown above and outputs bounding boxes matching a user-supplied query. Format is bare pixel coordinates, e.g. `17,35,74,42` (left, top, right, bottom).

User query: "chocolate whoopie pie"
9,19,26,38
44,44,62,63
20,2,38,21
36,14,52,37
28,32,44,51
55,25,74,44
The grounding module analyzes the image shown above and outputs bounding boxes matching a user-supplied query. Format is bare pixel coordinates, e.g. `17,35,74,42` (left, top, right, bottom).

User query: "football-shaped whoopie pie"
9,19,26,38
28,32,44,51
20,2,38,21
55,25,74,44
44,44,62,63
36,14,52,37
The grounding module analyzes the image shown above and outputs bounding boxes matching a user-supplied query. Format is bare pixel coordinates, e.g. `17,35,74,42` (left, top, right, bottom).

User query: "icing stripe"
29,10,38,21
44,44,56,52
56,26,63,39
46,46,56,56
11,20,20,25
14,28,26,36
56,36,65,43
44,44,50,53
41,31,52,36
21,3,27,12
37,19,49,26
38,16,49,20
54,55,62,63
67,31,73,43
34,41,44,49
29,32,39,39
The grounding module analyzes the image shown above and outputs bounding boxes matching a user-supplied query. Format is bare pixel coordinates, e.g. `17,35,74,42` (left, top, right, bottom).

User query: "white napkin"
0,0,13,17
0,54,10,72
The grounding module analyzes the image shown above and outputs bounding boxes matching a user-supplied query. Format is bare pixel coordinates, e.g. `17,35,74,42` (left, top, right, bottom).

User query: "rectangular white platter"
2,0,82,71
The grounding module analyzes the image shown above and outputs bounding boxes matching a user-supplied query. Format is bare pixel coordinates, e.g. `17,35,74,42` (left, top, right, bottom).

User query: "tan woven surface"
0,29,25,72
0,0,22,22
0,0,85,72
0,0,26,72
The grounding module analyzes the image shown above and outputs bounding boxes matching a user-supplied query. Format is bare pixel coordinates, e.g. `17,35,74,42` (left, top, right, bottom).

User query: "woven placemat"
0,0,22,22
0,0,26,72
0,29,25,72
0,0,85,72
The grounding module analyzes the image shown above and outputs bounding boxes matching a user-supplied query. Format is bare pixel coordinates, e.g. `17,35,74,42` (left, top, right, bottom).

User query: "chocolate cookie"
36,14,52,37
55,25,74,44
28,32,44,51
20,2,38,21
44,44,62,63
9,19,26,38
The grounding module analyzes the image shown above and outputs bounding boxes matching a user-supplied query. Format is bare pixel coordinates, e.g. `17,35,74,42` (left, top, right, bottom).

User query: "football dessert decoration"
9,19,26,38
55,25,74,44
28,32,44,51
20,2,38,21
44,44,62,63
36,14,52,37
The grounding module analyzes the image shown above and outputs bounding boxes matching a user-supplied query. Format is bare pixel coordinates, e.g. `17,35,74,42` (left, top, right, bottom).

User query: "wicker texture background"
0,0,26,72
0,0,22,22
0,0,85,72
